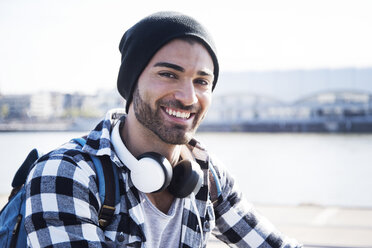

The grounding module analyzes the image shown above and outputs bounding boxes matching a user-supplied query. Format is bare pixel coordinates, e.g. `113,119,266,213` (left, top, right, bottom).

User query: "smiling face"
130,38,214,145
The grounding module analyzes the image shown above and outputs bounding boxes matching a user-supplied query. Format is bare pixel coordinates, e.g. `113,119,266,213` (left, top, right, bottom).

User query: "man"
25,12,301,247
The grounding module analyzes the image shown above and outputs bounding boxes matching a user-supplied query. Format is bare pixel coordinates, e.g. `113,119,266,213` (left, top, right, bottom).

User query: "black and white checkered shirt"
25,111,301,247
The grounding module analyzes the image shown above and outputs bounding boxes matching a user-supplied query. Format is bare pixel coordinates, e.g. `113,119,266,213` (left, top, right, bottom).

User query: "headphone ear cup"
168,159,203,198
132,152,173,193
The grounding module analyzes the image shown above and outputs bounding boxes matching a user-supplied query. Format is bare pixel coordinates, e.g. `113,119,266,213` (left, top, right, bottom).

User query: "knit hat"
117,11,219,112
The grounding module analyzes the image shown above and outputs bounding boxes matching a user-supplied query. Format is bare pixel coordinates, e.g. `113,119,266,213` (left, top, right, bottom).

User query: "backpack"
0,138,221,248
0,138,119,248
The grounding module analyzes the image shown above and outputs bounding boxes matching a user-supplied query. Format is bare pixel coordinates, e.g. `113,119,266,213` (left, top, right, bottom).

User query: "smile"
164,107,191,119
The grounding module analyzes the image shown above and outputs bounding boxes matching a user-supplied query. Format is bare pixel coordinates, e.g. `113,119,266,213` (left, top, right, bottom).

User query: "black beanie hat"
117,11,219,112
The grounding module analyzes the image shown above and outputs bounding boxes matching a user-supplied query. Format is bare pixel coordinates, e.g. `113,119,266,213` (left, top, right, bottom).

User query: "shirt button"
204,221,210,230
117,232,125,242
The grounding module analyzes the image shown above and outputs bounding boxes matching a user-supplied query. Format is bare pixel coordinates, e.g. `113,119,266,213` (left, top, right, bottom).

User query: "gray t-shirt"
139,192,184,248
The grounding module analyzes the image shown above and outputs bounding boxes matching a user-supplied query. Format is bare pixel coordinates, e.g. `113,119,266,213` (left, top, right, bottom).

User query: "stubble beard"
132,88,202,145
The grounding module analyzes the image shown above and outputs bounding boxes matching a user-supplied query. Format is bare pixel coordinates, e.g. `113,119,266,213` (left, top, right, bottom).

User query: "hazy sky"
1,0,372,94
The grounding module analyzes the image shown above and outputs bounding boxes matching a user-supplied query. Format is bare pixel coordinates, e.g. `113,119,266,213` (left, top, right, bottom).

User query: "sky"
0,0,372,95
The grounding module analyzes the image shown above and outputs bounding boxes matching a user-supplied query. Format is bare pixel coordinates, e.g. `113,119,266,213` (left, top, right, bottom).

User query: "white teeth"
165,108,190,119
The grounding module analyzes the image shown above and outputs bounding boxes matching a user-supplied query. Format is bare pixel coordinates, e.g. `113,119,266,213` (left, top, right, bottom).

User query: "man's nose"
174,80,198,106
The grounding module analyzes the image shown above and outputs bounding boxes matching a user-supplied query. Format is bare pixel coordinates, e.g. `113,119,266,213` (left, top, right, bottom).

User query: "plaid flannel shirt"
25,111,301,248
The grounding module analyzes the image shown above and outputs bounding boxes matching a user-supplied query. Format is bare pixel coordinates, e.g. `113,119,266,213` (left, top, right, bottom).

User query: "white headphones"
111,120,203,197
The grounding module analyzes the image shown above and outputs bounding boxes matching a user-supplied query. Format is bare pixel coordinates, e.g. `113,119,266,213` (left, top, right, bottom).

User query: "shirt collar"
82,109,126,159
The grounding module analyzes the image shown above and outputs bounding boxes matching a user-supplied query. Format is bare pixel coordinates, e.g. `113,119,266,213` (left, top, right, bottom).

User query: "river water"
1,131,371,208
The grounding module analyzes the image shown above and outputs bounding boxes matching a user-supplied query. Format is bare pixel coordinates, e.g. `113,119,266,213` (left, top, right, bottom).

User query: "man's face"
132,39,214,145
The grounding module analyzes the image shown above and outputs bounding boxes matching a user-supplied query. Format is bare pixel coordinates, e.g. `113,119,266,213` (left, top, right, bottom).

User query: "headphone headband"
111,120,140,172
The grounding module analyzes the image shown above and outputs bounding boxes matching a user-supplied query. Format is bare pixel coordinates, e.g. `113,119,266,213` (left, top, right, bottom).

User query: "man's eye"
195,79,210,86
159,72,177,79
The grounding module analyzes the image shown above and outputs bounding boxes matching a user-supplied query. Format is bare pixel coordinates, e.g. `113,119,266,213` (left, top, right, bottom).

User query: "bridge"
201,90,372,132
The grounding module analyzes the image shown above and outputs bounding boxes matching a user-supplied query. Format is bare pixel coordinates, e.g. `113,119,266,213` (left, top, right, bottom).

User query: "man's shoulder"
30,140,97,179
39,139,83,160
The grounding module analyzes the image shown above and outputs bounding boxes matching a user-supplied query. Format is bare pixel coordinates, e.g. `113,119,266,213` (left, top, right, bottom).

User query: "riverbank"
1,195,371,247
2,118,372,133
0,117,100,132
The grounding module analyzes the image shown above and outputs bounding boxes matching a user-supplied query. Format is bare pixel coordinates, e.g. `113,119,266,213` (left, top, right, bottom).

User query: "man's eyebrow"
197,70,214,77
154,62,214,78
154,62,184,72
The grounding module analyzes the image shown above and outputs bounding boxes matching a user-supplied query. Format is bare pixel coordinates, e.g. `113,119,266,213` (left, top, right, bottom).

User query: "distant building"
63,93,85,112
28,92,54,119
81,89,123,117
0,94,31,120
27,92,69,119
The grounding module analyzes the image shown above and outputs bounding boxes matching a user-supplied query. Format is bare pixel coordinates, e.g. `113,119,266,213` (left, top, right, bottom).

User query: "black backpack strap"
208,170,218,206
208,163,222,207
8,149,41,201
73,138,117,229
97,155,116,228
11,148,40,188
